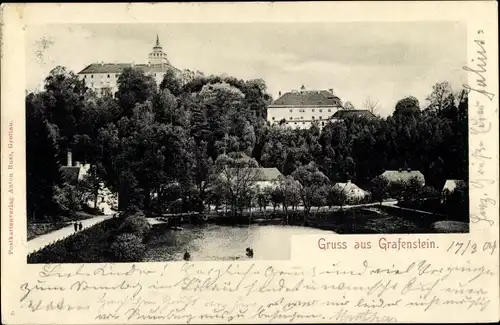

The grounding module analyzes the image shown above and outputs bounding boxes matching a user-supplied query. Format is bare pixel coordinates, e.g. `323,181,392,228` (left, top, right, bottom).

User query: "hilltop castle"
77,35,179,96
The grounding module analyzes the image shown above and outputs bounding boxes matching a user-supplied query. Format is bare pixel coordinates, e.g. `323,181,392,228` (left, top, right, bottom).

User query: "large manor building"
266,85,344,129
77,35,179,96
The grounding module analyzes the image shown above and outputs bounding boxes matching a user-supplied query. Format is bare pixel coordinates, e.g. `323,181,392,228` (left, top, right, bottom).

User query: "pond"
143,207,442,262
144,223,333,261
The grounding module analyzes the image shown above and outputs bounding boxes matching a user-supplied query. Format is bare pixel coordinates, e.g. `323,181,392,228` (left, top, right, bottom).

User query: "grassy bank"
27,222,70,241
27,214,151,263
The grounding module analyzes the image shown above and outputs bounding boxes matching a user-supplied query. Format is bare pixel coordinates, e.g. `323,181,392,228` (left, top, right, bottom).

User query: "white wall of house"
87,185,118,215
267,105,340,129
255,180,277,191
78,70,169,96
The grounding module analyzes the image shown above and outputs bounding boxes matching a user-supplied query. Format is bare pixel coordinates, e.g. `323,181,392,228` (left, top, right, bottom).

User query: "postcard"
1,2,499,324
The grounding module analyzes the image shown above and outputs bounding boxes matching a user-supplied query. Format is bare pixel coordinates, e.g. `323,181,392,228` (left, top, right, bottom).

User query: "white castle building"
77,35,180,96
266,85,344,129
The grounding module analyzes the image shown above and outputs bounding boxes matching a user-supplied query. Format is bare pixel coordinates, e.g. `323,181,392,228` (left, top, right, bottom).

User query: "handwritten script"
16,257,497,323
465,30,498,227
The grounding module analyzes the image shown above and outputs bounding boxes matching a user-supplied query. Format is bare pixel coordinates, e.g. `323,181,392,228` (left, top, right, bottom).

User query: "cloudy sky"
26,22,466,116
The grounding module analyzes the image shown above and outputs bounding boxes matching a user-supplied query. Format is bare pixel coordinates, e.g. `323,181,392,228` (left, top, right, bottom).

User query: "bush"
82,204,105,215
108,233,145,262
119,214,151,242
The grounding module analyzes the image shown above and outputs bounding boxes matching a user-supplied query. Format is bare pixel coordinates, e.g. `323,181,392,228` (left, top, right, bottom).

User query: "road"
27,215,112,254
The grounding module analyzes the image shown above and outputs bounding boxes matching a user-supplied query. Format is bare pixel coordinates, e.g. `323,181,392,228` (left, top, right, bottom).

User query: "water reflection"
144,224,333,261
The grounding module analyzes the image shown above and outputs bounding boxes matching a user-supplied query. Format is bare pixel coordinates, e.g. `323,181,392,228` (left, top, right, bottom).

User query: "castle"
77,35,180,96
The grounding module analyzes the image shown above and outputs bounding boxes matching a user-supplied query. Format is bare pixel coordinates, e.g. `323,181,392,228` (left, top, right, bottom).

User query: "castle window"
91,75,94,78
319,109,323,112
312,116,315,120
289,109,293,112
319,116,322,120
328,109,332,112
107,74,110,78
289,117,292,120
312,109,315,112
272,117,275,120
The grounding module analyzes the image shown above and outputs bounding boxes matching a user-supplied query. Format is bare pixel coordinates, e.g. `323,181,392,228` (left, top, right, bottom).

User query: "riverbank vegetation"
27,65,468,223
27,213,151,263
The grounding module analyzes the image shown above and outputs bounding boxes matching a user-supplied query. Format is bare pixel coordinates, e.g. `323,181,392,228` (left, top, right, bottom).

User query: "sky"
26,22,467,117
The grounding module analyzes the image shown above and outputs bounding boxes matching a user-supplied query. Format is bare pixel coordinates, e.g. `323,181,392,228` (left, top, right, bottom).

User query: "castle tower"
148,34,170,65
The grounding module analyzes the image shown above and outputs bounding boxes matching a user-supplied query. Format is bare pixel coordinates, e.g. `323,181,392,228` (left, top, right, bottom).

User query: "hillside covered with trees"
26,66,468,222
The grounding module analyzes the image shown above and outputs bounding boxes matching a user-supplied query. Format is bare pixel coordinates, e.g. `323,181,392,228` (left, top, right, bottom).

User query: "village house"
378,169,426,187
329,109,376,122
60,151,118,215
332,180,369,204
441,179,466,203
253,168,283,190
267,85,343,129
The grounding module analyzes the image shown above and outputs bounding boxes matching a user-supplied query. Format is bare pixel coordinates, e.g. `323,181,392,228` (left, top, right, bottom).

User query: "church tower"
148,34,170,65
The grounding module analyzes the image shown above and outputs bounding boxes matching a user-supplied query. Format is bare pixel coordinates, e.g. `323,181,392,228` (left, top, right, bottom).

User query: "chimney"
407,168,411,172
67,151,72,167
278,91,282,97
75,161,81,167
329,88,334,95
398,168,403,172
347,180,351,184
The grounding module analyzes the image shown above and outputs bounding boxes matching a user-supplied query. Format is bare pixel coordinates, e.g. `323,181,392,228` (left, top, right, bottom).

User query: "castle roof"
78,63,179,75
269,89,341,107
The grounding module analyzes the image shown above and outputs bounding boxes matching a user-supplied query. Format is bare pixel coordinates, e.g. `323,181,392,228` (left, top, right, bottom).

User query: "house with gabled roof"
267,85,343,129
378,169,426,187
60,151,118,214
332,180,369,203
441,179,466,203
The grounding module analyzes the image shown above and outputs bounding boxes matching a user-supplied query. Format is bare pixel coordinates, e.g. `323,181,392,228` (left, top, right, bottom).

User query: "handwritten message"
464,29,498,227
14,250,497,324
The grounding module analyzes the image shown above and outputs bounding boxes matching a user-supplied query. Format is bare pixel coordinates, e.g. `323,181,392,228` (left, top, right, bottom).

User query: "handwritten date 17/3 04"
446,240,497,256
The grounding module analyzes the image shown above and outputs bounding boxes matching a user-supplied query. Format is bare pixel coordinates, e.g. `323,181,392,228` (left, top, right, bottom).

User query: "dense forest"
26,66,468,221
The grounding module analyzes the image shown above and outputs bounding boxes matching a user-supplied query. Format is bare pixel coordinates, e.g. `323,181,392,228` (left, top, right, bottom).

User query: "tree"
256,191,270,212
268,187,283,212
363,97,379,114
159,68,182,97
41,66,88,151
291,162,330,222
26,94,62,221
394,96,420,118
53,182,86,215
116,67,156,116
327,185,348,210
370,176,390,205
277,175,302,223
425,81,453,114
402,176,425,202
213,152,260,216
79,163,107,209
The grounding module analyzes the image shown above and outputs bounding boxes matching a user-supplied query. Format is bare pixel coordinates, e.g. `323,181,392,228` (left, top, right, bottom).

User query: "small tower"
148,34,170,65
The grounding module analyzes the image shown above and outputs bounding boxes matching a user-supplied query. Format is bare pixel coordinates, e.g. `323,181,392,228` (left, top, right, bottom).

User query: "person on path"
78,222,83,231
74,222,78,232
